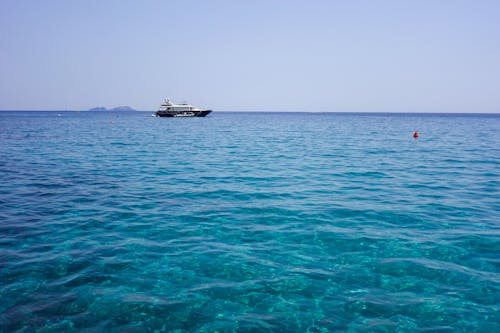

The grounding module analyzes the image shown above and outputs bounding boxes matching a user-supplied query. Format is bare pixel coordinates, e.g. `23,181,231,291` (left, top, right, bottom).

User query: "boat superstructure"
155,98,212,117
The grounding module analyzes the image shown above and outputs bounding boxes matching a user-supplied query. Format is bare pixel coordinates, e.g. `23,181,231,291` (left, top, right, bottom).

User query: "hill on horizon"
88,106,136,111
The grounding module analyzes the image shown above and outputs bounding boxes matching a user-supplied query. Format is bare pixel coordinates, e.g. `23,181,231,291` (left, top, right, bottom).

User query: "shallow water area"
0,111,499,332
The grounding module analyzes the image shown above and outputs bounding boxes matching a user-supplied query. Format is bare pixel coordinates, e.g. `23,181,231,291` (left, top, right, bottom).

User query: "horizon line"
0,109,499,114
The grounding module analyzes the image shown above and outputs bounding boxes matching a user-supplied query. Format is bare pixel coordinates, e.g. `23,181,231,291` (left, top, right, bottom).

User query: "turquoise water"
0,111,499,332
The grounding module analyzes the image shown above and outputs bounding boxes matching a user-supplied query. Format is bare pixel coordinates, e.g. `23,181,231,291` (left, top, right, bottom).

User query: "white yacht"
155,98,212,117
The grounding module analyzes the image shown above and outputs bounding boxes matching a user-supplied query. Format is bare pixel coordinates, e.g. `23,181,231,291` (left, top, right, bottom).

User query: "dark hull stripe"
155,110,212,117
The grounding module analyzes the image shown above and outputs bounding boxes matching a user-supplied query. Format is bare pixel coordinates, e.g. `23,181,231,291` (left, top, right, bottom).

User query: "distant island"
88,106,136,111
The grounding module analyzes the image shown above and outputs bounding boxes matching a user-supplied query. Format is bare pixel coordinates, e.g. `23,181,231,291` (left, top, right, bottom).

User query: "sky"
0,0,499,112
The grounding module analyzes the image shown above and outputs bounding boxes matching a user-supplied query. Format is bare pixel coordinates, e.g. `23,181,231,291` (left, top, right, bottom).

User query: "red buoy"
413,131,419,138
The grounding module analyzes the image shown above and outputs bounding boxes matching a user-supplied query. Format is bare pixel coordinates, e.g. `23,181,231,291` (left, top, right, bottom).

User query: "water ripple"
0,112,499,332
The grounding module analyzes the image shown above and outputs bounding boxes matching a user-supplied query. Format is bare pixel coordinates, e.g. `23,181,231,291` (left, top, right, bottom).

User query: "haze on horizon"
1,0,499,113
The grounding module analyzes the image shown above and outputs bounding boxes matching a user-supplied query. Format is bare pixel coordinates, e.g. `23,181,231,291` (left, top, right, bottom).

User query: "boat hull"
155,110,212,117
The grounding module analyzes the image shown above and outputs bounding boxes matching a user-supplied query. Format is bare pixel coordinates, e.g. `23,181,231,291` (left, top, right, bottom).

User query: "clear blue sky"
1,0,499,112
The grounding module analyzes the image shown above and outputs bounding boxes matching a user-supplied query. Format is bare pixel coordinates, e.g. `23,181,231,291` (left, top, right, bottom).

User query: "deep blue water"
0,111,499,332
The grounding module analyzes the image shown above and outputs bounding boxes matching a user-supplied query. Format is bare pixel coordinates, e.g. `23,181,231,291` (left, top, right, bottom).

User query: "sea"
0,111,499,332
